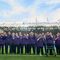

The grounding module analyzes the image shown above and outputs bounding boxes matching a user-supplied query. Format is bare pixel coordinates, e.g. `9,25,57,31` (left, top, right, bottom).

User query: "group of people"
0,31,60,55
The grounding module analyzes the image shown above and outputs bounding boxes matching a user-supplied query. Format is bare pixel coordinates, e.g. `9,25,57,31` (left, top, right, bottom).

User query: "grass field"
0,55,60,60
0,46,60,60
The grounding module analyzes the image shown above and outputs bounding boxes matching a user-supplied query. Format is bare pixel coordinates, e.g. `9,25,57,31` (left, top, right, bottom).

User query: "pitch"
0,55,60,60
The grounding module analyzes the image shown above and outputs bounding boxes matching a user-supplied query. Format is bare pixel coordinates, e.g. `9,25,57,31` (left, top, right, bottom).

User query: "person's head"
15,33,19,37
50,32,52,35
38,33,42,37
46,32,50,36
12,32,15,36
35,33,38,37
42,33,45,36
29,32,34,36
1,33,4,36
8,31,11,35
3,32,7,36
26,33,29,36
19,32,22,36
23,33,26,36
57,32,60,37
49,32,53,38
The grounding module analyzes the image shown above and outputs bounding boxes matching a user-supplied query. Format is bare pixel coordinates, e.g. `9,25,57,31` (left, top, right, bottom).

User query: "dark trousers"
46,49,53,55
17,45,20,54
25,44,31,54
50,49,53,55
37,47,43,55
17,44,23,54
56,45,60,55
0,44,4,54
20,44,23,54
10,44,16,54
5,44,8,54
56,48,60,55
46,44,54,55
31,44,36,54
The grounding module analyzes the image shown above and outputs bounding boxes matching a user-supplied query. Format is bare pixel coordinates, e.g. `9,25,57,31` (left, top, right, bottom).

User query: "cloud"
0,0,60,23
48,8,60,22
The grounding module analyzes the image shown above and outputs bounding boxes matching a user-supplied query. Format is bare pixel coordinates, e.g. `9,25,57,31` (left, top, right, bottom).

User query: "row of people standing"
0,31,60,55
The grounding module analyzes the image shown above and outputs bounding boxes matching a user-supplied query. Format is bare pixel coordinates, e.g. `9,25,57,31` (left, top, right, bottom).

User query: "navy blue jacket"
0,36,4,45
36,37,44,47
29,35,37,45
22,36,30,45
45,35,54,45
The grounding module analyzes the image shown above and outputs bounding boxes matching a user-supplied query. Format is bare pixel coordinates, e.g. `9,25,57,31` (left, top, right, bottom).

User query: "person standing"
10,32,16,54
36,34,44,55
0,33,4,54
29,32,36,54
3,32,8,54
45,32,54,55
15,33,20,54
55,33,60,55
7,32,12,54
19,32,23,54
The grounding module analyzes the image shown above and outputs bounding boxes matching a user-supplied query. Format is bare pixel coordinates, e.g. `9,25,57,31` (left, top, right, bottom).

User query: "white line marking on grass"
0,55,43,57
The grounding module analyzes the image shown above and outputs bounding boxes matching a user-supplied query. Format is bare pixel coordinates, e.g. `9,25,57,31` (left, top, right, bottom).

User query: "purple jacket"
45,35,54,45
55,37,60,46
7,35,12,45
14,36,23,45
0,36,4,45
29,35,37,44
10,36,16,45
36,37,44,47
22,36,29,45
1,35,7,45
19,36,23,44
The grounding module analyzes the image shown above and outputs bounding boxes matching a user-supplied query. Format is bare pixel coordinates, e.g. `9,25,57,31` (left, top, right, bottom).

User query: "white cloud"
48,8,60,22
43,0,60,3
0,0,60,23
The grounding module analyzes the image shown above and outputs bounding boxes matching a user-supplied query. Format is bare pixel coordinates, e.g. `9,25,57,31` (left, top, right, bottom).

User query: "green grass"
0,46,60,60
0,55,60,60
0,46,35,54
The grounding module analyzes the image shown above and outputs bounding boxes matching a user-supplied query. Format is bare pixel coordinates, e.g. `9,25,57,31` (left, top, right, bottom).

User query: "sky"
0,0,60,23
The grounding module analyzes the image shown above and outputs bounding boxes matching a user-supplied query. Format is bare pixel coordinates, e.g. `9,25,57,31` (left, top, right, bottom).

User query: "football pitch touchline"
0,55,42,56
0,54,58,56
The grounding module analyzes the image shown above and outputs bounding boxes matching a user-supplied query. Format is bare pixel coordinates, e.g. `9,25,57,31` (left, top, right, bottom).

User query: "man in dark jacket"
45,32,54,55
10,32,16,54
29,32,37,54
0,33,5,54
7,32,12,54
55,33,60,55
3,32,8,54
15,32,22,54
36,34,44,55
19,32,23,54
23,33,30,54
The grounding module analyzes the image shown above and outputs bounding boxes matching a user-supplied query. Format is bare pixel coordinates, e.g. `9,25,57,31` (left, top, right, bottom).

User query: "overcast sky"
0,0,60,23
